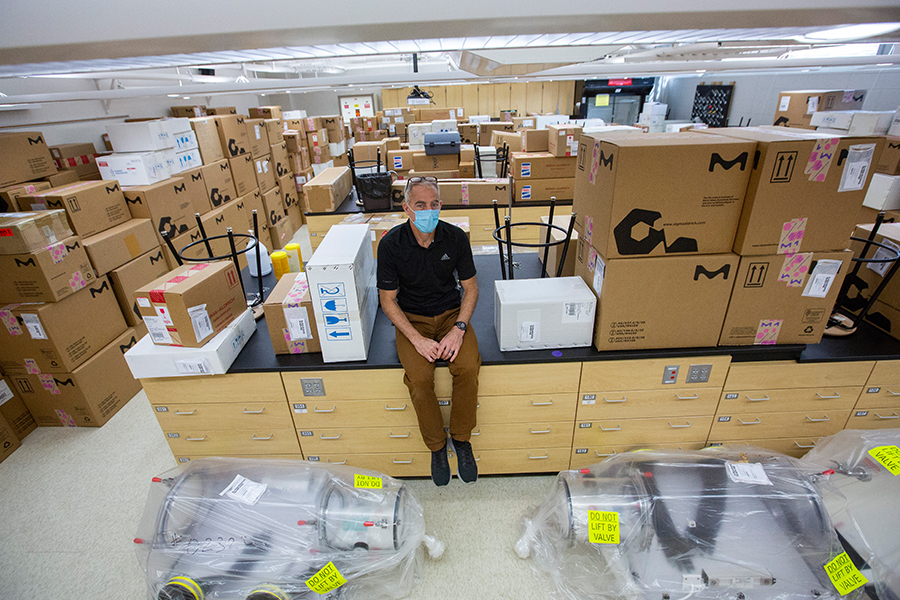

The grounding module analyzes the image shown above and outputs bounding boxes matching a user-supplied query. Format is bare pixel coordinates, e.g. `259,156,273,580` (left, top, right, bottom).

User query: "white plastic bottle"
246,230,273,276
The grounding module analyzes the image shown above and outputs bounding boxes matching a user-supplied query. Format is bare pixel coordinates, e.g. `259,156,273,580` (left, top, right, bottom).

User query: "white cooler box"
494,276,596,351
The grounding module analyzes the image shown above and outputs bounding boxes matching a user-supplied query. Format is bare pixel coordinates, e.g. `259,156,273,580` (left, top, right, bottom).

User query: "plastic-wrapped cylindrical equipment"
516,447,858,600
802,429,900,600
134,457,432,600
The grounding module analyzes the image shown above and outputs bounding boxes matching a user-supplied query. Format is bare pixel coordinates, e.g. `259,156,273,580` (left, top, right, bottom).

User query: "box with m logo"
21,180,130,238
0,132,57,187
0,235,94,303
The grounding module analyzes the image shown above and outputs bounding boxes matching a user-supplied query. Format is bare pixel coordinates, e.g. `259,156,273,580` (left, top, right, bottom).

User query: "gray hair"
404,177,440,205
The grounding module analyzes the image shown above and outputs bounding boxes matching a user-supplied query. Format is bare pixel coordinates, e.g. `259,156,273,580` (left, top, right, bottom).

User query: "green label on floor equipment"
824,552,868,595
588,510,620,544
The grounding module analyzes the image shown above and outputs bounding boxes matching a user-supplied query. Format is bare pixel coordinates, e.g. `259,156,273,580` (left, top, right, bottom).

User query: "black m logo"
46,199,63,209
599,150,614,170
28,136,44,145
215,215,225,225
236,118,244,124
65,241,81,251
709,152,748,172
191,174,203,182
853,93,864,102
148,251,163,264
694,264,731,281
494,186,507,191
105,184,120,193
119,337,138,353
14,258,36,267
54,378,75,387
889,142,900,150
219,163,229,171
89,281,110,297
126,196,142,205
173,183,186,193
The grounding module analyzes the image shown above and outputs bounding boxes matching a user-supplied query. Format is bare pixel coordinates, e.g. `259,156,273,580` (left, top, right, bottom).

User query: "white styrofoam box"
889,106,900,137
582,125,645,135
124,309,256,378
158,117,192,135
536,115,570,129
469,115,491,124
431,119,458,133
408,123,433,148
863,173,900,211
329,140,347,157
97,152,168,186
172,129,199,152
282,110,308,120
158,148,178,175
106,121,174,152
312,161,335,176
494,276,596,351
306,223,377,362
476,146,498,178
176,148,203,171
641,102,668,117
811,111,893,136
569,118,607,128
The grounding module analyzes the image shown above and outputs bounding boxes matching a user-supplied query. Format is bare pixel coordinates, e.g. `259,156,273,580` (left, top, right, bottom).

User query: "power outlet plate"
300,378,326,396
687,364,712,383
663,365,679,384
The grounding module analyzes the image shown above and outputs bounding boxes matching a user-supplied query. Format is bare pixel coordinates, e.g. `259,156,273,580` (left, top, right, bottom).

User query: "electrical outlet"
300,377,326,396
687,364,712,383
663,365,679,384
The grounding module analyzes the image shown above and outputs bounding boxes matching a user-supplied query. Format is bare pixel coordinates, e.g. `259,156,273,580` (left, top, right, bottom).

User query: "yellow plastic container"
284,243,304,272
271,250,289,280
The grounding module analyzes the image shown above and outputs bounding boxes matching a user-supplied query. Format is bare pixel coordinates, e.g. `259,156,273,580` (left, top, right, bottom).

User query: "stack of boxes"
773,90,867,129
510,150,577,203
861,133,900,220
100,118,202,185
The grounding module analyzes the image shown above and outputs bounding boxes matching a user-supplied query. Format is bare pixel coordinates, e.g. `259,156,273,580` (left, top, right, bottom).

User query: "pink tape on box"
755,319,783,345
778,218,807,254
778,253,813,287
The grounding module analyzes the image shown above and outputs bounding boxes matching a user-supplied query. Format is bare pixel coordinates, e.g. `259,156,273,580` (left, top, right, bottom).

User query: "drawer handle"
385,404,408,411
327,459,347,465
531,400,554,406
675,394,699,400
888,389,900,396
795,441,817,449
320,433,342,440
604,396,627,403
243,407,265,414
738,418,761,425
668,421,691,429
185,436,206,441
815,392,841,399
529,454,549,460
313,406,336,413
806,415,830,422
471,430,481,436
598,424,622,431
174,410,197,415
746,395,770,402
875,412,900,420
388,431,411,438
392,458,413,464
530,428,551,434
251,434,274,440
595,450,617,457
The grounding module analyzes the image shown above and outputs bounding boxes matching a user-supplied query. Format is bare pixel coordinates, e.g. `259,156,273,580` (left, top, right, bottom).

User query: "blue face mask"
413,209,440,234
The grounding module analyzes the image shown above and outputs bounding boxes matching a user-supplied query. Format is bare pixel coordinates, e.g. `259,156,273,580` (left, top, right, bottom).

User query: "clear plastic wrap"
801,429,900,600
516,446,857,600
134,457,439,600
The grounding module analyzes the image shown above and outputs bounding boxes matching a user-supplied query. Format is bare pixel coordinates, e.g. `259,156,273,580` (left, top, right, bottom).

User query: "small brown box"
264,272,322,355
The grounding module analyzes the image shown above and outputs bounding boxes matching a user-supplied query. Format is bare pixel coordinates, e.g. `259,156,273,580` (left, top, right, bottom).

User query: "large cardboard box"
810,111,893,136
574,239,738,351
0,132,57,187
265,119,284,145
573,133,754,259
457,124,478,145
206,107,237,116
172,106,207,118
321,115,344,135
135,262,245,348
876,136,900,175
82,218,158,276
13,328,142,427
246,118,271,158
773,90,867,129
223,156,253,199
0,182,52,213
176,166,210,215
270,142,291,180
386,149,416,173
109,247,170,327
262,187,287,227
264,273,322,355
200,160,238,209
719,250,851,346
702,127,883,255
42,170,80,188
24,180,131,238
510,152,577,180
106,121,173,152
0,412,21,462
304,167,353,213
0,236,95,303
50,143,100,179
513,178,575,202
269,211,295,250
189,117,226,164
513,117,538,131
490,131,523,153
123,177,195,244
253,154,277,194
0,277,126,374
392,178,511,207
198,200,247,246
547,124,582,157
413,152,459,172
0,375,37,440
0,210,72,255
250,106,282,120
479,122,515,146
213,115,250,158
306,224,377,362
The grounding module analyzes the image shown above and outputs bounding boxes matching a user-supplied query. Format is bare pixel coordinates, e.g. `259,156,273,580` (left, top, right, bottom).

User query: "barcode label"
562,301,594,324
0,380,14,406
188,305,214,342
20,314,47,340
143,316,173,344
175,358,213,374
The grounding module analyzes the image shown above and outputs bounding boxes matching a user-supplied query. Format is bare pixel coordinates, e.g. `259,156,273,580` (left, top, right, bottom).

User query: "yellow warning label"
595,94,610,107
824,552,868,596
354,474,383,489
868,445,900,475
305,561,347,595
588,510,620,544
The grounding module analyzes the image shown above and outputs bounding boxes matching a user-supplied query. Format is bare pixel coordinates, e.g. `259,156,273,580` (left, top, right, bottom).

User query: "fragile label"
588,510,620,544
867,445,900,475
354,474,383,489
805,138,839,182
520,185,532,200
519,321,540,343
21,314,47,340
725,461,772,485
755,319,782,345
824,552,868,595
0,380,14,406
188,305,214,342
778,252,812,287
838,144,876,192
306,561,346,595
563,301,593,323
219,474,267,505
778,218,807,254
802,259,842,298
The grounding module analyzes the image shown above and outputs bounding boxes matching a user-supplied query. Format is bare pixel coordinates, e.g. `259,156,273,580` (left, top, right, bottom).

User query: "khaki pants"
395,307,481,452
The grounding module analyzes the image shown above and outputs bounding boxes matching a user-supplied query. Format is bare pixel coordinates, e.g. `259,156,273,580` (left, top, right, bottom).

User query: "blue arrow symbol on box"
328,330,351,338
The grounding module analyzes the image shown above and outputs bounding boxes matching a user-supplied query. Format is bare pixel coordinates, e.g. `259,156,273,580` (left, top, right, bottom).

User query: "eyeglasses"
405,176,438,189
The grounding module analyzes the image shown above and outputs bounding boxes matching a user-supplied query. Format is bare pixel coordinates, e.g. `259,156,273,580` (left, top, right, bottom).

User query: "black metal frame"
474,144,510,179
347,147,396,210
490,197,576,280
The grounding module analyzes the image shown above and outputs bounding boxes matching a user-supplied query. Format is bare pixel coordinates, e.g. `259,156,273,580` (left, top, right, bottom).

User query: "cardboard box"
513,117,537,131
198,200,247,249
50,142,97,164
96,152,167,186
13,328,142,427
513,178,575,202
490,131,523,153
0,236,95,303
419,107,464,122
413,152,459,172
0,412,21,462
213,115,250,158
245,118,270,158
876,136,900,175
458,162,475,178
321,116,343,135
307,129,330,149
249,106,283,120
773,90,867,129
176,166,211,215
123,177,195,244
574,241,738,351
0,182,52,213
264,273,322,355
135,262,245,348
270,142,291,180
82,218,158,276
206,107,237,116
539,215,578,277
0,375,37,440
42,170,80,188
857,206,900,225
407,169,460,179
304,167,353,213
279,174,301,212
199,159,238,209
702,127,883,255
109,247,170,327
222,155,254,199
457,124,478,145
387,150,416,172
283,131,302,154
863,173,900,211
265,119,284,144
0,277,126,374
269,211,295,250
306,224,377,362
547,124,583,157
252,154,277,194
511,152,577,180
310,144,333,165
393,178,511,206
106,121,173,152
172,106,207,118
24,180,131,238
719,250,851,346
261,186,287,227
189,117,226,164
0,210,72,255
125,308,255,377
479,122,516,146
494,276,595,351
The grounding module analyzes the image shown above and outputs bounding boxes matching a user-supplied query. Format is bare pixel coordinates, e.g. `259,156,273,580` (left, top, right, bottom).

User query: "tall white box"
431,119,458,133
408,123,432,149
536,115,570,130
106,121,174,152
494,276,596,351
863,173,900,211
306,223,377,362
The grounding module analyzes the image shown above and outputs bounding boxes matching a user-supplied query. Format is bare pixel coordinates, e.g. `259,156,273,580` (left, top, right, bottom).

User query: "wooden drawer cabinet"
153,401,293,430
290,398,449,429
143,373,287,404
569,442,706,469
469,421,574,450
164,429,301,455
477,394,577,423
581,356,730,391
450,447,571,475
576,388,719,420
716,387,861,414
707,437,820,458
708,410,848,442
296,426,426,455
172,453,304,464
856,388,900,410
845,409,900,429
573,416,714,446
283,369,415,401
723,361,874,390
479,363,581,396
303,453,433,477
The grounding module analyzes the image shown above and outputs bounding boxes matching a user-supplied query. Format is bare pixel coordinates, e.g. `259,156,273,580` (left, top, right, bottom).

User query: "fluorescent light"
167,94,179,97
800,23,900,42
182,96,190,99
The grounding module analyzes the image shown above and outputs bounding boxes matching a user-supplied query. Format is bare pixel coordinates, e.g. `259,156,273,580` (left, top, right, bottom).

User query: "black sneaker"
452,438,478,484
431,441,450,486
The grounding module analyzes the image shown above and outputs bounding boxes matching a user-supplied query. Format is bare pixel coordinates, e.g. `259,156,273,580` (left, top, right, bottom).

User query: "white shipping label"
807,96,819,115
254,125,261,140
156,306,174,327
21,314,47,340
143,316,173,344
175,358,213,375
219,474,267,505
0,380,14,406
838,144,876,192
519,321,540,343
592,257,606,298
188,305,214,342
563,301,594,324
257,162,263,173
285,306,313,341
802,259,843,298
42,225,57,244
456,109,463,117
137,297,151,308
868,239,900,277
725,461,773,486
263,162,269,173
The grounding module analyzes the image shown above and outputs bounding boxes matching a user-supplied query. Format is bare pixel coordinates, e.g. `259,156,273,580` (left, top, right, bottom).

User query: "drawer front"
480,363,582,395
856,387,900,410
290,399,450,429
867,360,900,386
143,373,287,404
306,213,353,235
724,361,874,390
446,207,505,227
845,408,900,429
303,453,432,478
449,447,571,475
576,388,720,420
469,422,574,450
296,426,426,455
717,387,861,414
153,401,293,430
707,438,821,459
581,357,730,391
708,410,849,441
477,394,577,423
171,453,305,464
165,429,300,455
569,442,706,469
283,369,413,400
573,416,714,446
471,225,502,244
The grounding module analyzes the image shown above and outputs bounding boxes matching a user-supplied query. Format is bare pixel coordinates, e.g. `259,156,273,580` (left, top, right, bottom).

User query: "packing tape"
47,241,68,264
69,271,86,291
461,182,469,205
38,374,60,395
755,319,783,345
584,215,594,245
778,218,807,254
778,252,812,287
0,308,23,336
283,330,308,354
124,233,142,258
805,138,839,182
24,359,41,374
55,409,77,427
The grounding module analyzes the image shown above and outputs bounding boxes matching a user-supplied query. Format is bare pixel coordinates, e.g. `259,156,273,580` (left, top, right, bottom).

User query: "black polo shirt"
377,219,477,317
